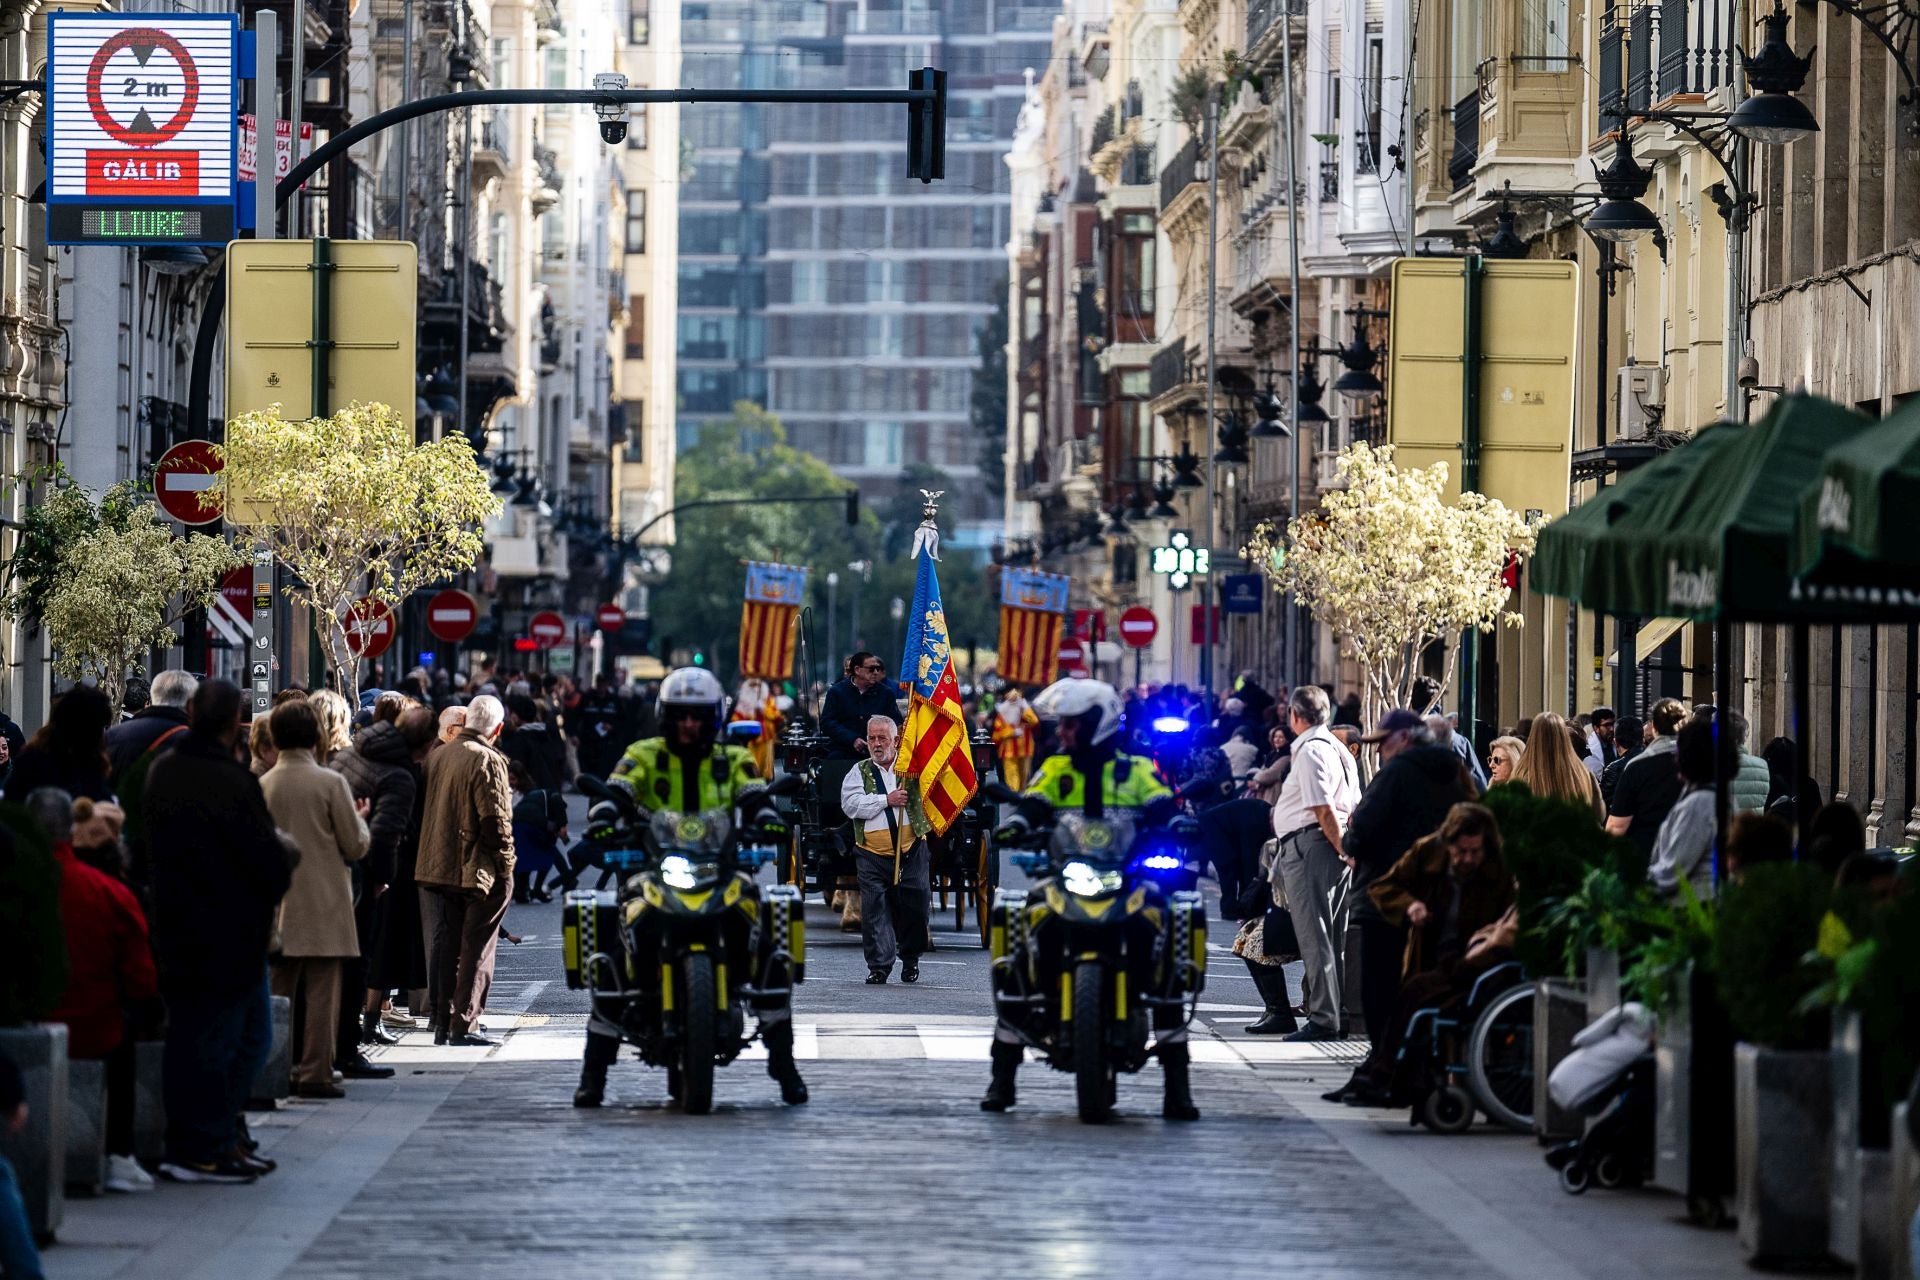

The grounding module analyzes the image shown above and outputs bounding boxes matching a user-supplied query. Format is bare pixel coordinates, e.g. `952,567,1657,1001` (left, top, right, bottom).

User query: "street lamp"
1727,6,1819,145
1293,365,1330,425
1330,313,1385,401
1583,131,1662,243
1249,377,1291,439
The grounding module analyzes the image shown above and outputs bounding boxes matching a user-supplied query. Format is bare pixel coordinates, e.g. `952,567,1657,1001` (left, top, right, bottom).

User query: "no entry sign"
1057,636,1087,675
595,603,625,632
1118,605,1158,648
152,439,223,524
426,589,479,643
344,597,395,659
46,13,239,245
529,610,567,650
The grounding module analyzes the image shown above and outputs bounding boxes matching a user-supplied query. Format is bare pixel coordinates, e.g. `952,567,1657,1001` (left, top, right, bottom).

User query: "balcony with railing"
1656,0,1735,99
1449,92,1479,192
1627,4,1655,112
1246,0,1302,55
1599,9,1625,119
1159,135,1203,212
473,108,512,181
1319,157,1338,202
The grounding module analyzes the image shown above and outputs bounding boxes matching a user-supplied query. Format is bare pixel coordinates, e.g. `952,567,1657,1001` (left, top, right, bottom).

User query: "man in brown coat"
260,698,372,1097
416,693,516,1046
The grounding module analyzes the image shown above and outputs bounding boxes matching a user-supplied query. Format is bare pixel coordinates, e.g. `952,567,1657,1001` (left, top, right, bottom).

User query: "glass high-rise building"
678,0,1050,542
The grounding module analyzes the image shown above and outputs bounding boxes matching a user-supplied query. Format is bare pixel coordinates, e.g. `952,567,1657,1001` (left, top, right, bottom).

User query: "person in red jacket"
25,787,159,1194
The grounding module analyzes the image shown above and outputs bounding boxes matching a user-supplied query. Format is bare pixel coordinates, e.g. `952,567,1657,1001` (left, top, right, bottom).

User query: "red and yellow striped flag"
737,561,807,681
996,605,1063,687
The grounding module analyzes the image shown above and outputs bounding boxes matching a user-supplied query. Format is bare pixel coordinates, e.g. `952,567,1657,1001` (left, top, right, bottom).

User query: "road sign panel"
153,439,223,524
343,597,395,659
529,610,567,650
426,589,479,643
595,603,625,632
1118,606,1158,648
1057,636,1087,673
236,115,312,185
46,13,238,246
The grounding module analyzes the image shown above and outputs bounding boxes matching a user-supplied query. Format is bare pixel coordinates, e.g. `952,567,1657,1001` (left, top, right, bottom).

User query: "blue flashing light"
1151,716,1191,735
1139,853,1183,871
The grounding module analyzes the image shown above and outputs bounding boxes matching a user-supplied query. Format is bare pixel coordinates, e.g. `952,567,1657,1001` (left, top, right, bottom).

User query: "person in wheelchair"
1343,802,1515,1109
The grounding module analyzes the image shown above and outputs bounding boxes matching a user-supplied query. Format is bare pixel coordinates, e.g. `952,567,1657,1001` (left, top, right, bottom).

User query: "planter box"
1735,1043,1832,1266
132,1040,165,1166
1585,948,1621,1021
1533,977,1587,1143
1654,966,1737,1214
0,1024,68,1241
1890,1103,1917,1280
1831,1009,1897,1270
64,1058,105,1195
247,995,291,1108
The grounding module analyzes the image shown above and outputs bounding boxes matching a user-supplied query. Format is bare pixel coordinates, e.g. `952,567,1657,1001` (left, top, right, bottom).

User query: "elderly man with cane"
838,715,931,985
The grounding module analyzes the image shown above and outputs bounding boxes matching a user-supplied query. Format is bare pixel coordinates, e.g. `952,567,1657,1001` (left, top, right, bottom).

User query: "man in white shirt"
1269,685,1361,1042
838,716,931,985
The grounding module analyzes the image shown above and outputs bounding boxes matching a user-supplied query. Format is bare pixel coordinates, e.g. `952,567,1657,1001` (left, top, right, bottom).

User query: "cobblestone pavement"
43,839,1753,1280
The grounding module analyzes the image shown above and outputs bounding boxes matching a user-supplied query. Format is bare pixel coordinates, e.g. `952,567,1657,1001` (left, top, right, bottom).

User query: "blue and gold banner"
999,568,1069,615
744,561,808,605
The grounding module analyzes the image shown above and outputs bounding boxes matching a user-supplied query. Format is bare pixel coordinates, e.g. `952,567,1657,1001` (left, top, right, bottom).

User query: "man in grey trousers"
838,716,932,985
1268,685,1361,1042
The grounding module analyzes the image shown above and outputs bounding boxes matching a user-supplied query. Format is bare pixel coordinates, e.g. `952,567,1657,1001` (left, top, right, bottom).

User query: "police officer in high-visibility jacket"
981,678,1199,1120
574,667,807,1108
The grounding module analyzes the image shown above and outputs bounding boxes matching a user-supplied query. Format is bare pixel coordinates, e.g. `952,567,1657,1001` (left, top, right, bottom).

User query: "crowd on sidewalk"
0,664,597,1278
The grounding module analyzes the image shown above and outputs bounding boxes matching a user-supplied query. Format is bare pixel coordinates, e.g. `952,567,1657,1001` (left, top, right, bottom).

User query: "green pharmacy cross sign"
1151,529,1209,591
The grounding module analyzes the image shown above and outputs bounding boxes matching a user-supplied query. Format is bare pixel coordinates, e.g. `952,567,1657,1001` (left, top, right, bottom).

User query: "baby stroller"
1544,1002,1657,1194
1395,960,1535,1133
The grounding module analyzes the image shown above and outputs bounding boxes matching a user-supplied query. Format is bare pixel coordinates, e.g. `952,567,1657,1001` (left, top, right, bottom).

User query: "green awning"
1537,394,1920,624
1794,394,1920,573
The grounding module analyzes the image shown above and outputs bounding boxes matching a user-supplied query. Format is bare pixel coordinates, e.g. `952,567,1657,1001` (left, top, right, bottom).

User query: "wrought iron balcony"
1159,135,1203,211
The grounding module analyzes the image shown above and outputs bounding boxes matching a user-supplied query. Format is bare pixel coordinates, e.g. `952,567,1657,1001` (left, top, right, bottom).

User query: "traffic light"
845,490,860,525
907,67,946,183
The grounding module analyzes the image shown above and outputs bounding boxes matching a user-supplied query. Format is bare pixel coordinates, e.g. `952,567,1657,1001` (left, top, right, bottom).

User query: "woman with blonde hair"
1508,711,1604,820
307,689,355,764
1486,736,1525,787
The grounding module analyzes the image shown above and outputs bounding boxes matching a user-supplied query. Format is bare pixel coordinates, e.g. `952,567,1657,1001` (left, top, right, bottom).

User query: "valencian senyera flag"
896,543,978,836
996,567,1069,687
738,561,807,680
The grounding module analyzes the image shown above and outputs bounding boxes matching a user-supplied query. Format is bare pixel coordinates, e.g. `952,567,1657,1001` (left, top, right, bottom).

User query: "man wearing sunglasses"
820,651,904,761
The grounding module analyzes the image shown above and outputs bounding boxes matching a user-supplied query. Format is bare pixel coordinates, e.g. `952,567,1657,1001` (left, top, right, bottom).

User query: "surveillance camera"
1736,355,1760,390
592,71,629,146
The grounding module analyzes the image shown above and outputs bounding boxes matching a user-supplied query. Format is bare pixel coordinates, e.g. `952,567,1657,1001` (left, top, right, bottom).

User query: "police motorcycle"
562,668,808,1113
981,678,1208,1124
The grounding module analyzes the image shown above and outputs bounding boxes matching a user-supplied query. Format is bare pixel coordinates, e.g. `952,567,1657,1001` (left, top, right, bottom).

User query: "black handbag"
1230,873,1269,922
1263,903,1300,959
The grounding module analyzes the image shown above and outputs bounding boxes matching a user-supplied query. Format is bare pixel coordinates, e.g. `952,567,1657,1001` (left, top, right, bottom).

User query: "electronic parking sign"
46,12,239,246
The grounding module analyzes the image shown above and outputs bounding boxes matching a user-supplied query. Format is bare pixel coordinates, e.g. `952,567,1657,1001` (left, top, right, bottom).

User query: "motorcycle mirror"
726,720,763,740
575,775,615,802
982,780,1022,804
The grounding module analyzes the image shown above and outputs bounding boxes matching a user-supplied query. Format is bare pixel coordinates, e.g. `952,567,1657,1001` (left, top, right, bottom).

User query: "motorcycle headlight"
660,855,700,891
1061,860,1123,897
1138,853,1183,872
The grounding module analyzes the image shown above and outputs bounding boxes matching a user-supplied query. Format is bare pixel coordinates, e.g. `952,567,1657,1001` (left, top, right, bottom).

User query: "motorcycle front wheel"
1072,961,1112,1123
679,952,718,1115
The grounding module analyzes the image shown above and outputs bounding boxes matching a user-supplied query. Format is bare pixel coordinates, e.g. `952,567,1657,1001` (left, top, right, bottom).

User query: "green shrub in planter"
1805,866,1920,1117
1484,783,1646,979
1623,880,1716,1018
1714,861,1831,1050
0,802,66,1027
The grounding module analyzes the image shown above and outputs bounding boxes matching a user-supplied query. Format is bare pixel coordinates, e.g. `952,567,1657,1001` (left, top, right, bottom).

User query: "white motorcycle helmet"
1032,677,1124,747
657,666,727,725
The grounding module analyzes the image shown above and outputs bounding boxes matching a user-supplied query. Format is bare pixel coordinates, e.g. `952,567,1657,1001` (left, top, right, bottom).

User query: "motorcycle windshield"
1048,812,1137,867
647,809,734,857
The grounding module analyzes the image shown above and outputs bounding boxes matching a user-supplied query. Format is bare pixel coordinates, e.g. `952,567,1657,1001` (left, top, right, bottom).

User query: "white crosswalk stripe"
376,1015,1365,1069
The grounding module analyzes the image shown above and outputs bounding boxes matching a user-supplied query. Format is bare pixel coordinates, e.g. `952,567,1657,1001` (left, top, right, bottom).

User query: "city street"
39,832,1748,1280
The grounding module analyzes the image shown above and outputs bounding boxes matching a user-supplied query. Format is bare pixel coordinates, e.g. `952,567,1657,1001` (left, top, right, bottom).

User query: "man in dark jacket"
500,694,567,793
819,652,902,759
105,669,198,782
330,718,418,1068
145,680,294,1185
1329,709,1475,1103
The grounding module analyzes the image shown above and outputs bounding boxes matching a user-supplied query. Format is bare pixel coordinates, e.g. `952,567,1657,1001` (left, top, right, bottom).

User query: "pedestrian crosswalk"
372,1012,1367,1070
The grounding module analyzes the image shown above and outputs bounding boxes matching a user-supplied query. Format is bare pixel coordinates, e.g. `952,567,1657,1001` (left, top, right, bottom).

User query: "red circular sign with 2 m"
83,27,203,196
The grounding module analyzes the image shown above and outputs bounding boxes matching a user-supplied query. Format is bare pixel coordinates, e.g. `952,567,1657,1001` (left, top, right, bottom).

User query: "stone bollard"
132,1041,166,1165
64,1058,105,1195
0,1024,69,1242
1532,978,1586,1143
247,995,292,1108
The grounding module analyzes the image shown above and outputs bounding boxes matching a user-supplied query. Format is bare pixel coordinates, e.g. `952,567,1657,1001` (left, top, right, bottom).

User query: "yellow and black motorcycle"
563,783,805,1113
986,786,1207,1123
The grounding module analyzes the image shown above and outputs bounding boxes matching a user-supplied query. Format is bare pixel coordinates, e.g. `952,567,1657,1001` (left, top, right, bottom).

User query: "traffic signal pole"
186,75,946,435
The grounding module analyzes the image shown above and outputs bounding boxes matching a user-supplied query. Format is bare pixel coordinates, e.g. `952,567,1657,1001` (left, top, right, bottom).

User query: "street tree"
1244,442,1536,733
220,401,500,703
0,478,245,718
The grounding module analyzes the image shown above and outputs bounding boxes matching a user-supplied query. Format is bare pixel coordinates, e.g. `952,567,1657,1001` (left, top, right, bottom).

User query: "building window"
630,1,649,44
625,296,645,359
624,190,646,254
1517,0,1570,60
627,101,648,149
544,46,568,89
1116,226,1154,322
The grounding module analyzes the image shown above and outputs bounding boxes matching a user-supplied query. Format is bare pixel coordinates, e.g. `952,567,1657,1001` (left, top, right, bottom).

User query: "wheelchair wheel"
1560,1161,1591,1195
1420,1083,1475,1134
1466,982,1535,1133
1593,1153,1625,1190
